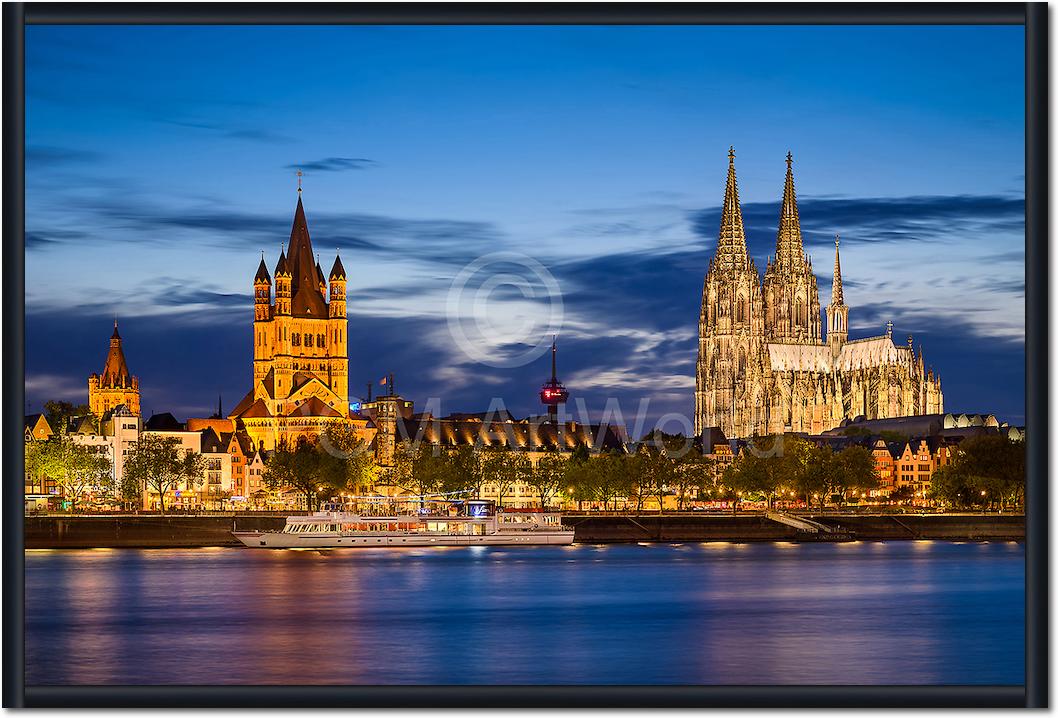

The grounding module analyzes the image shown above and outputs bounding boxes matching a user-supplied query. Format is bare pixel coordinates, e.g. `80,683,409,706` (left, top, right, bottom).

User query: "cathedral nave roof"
766,343,832,373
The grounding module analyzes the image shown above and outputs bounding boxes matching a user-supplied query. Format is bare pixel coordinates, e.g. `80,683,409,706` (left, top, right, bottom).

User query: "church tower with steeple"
763,153,822,344
230,179,351,449
88,321,141,417
826,235,849,353
695,147,768,438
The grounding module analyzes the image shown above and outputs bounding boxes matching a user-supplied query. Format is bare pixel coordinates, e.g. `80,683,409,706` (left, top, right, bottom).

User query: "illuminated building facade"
229,186,352,449
695,149,944,439
88,321,141,418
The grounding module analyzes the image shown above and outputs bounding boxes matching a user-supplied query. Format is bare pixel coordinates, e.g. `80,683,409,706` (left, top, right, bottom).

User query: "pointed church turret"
274,248,291,316
774,152,806,267
763,152,821,344
254,252,272,322
329,251,347,319
329,252,346,281
315,255,327,294
275,249,290,277
88,320,141,417
826,235,849,353
713,146,750,269
831,233,844,304
255,254,271,284
286,193,329,317
101,320,132,387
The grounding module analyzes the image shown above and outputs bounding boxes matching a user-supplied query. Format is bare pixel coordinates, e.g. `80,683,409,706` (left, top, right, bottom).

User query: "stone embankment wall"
564,514,1024,543
23,513,1023,549
25,516,286,549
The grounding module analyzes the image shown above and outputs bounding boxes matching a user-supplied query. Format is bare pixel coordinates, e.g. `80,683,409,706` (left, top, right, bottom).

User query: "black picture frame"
3,2,1047,708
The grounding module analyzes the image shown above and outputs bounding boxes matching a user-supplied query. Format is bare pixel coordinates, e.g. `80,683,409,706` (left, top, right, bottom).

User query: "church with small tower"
88,320,140,418
229,177,353,449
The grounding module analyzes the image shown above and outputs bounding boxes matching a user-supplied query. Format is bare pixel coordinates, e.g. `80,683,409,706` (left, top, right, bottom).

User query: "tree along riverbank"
22,513,1023,548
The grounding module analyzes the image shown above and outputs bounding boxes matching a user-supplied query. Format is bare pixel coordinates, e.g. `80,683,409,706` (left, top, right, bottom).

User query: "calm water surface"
26,541,1024,685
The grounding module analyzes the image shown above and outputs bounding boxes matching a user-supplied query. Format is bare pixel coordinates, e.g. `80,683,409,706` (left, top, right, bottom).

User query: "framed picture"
3,3,1046,709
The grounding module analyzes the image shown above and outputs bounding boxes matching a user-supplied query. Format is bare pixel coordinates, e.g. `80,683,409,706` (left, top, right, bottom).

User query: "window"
318,334,325,348
305,333,313,347
292,333,300,347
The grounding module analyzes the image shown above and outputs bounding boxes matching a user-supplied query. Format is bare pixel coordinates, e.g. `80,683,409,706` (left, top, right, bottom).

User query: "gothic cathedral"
229,187,351,449
695,149,944,439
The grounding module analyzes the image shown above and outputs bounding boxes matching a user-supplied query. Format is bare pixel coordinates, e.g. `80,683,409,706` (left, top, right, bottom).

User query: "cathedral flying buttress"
695,149,944,440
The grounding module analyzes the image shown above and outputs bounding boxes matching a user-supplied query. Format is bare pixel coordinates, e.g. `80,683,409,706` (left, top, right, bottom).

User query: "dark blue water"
25,541,1024,685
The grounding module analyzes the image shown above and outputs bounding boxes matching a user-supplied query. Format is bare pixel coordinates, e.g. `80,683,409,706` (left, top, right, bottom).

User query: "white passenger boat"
233,500,575,548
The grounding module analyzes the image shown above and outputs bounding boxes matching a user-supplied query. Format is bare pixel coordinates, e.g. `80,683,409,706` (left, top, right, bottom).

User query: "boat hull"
232,531,575,548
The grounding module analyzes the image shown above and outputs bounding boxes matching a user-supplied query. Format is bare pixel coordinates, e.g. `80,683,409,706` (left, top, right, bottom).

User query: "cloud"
23,186,1026,431
161,118,293,144
689,193,1024,257
36,193,503,266
285,158,377,172
25,229,89,250
24,373,86,404
26,145,102,167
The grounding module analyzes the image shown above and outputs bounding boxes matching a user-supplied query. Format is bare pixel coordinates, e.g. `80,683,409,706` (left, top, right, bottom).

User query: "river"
25,541,1024,685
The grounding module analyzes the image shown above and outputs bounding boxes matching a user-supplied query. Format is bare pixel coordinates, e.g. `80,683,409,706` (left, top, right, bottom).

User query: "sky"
25,25,1026,430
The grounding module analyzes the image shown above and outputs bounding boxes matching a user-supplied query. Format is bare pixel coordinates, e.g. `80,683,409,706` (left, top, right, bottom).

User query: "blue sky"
25,25,1026,428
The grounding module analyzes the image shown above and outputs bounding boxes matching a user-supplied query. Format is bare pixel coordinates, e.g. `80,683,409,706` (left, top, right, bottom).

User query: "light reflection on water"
25,541,1024,686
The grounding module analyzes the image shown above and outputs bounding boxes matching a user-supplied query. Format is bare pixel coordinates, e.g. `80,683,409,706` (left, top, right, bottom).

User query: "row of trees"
723,437,879,511
259,431,889,513
25,434,112,511
27,432,209,513
261,426,376,511
929,435,1025,510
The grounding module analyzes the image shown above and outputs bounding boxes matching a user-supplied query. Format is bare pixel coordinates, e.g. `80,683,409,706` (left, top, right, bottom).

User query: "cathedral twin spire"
774,152,807,268
713,146,751,271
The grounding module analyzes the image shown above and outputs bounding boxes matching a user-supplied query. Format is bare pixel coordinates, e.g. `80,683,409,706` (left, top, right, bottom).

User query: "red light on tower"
539,336,569,423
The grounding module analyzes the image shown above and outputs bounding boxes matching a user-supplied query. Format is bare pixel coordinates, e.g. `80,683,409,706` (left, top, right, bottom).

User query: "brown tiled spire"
329,252,346,281
315,255,326,291
275,249,290,277
101,320,131,388
286,194,328,317
255,254,271,284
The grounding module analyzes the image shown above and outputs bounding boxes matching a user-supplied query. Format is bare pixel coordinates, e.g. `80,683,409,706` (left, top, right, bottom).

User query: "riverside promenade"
23,512,1024,549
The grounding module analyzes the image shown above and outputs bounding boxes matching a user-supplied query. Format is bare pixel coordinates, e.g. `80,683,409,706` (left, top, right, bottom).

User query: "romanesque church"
228,187,356,449
695,149,944,439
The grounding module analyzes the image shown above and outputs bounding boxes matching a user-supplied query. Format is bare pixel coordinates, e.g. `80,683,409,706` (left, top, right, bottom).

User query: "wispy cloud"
285,157,377,172
30,192,504,266
690,193,1024,254
161,118,294,144
26,145,102,167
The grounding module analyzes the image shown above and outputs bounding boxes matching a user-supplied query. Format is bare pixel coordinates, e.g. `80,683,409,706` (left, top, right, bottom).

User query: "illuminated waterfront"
25,541,1023,686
